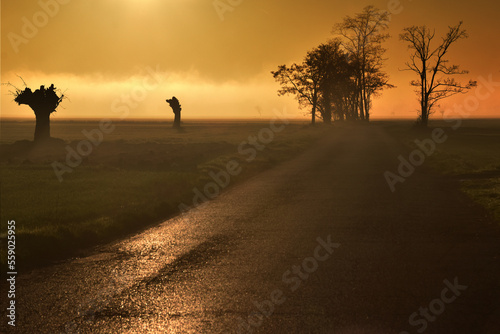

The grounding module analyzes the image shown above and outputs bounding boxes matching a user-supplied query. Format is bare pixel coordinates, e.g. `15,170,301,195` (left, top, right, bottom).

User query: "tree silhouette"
166,96,182,128
400,21,476,126
11,83,64,142
317,40,356,122
310,41,344,124
272,41,357,124
333,6,393,121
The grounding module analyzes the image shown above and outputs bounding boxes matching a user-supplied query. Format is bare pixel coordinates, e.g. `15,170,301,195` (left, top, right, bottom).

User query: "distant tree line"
273,6,474,126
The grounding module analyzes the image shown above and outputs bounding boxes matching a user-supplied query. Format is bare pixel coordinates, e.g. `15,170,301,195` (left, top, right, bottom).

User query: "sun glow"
1,1,498,120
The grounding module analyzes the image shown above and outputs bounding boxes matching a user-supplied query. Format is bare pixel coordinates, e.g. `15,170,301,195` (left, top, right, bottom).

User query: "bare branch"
400,22,473,125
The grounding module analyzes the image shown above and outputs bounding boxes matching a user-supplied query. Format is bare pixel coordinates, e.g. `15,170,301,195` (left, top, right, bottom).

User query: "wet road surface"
2,125,500,333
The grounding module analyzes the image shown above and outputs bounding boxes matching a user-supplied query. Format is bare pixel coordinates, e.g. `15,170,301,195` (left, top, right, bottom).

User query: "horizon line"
2,116,500,122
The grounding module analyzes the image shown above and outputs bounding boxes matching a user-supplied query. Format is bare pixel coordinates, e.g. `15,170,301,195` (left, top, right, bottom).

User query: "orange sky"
1,0,499,120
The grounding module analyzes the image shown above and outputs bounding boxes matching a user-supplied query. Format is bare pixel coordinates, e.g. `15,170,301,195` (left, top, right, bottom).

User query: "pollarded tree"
400,22,477,126
334,5,392,121
10,82,64,142
166,96,182,128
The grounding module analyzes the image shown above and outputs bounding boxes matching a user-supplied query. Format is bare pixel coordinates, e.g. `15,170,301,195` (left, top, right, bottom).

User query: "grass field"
383,119,500,223
0,119,330,268
1,118,499,269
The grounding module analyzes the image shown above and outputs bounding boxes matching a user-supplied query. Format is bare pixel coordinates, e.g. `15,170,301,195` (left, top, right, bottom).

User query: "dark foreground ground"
1,124,500,333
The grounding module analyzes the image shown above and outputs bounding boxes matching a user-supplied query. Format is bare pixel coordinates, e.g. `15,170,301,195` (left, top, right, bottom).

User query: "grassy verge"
382,119,500,222
0,121,331,268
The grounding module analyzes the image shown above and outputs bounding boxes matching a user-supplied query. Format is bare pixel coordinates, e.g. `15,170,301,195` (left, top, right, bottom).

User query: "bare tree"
334,5,392,121
8,81,64,142
400,21,476,126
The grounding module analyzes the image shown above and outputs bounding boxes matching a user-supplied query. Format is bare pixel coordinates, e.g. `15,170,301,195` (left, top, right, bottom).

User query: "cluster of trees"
272,6,393,124
273,6,475,126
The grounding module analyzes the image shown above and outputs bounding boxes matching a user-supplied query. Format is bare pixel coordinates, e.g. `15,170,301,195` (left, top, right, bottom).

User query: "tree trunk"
420,63,428,127
173,110,181,128
34,110,51,142
322,95,332,124
311,92,318,125
365,93,372,122
420,90,429,127
359,94,365,121
364,93,370,122
360,71,366,121
421,107,429,126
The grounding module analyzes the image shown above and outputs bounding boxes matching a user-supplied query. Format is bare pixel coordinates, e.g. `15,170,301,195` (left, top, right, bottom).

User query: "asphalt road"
2,125,500,333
